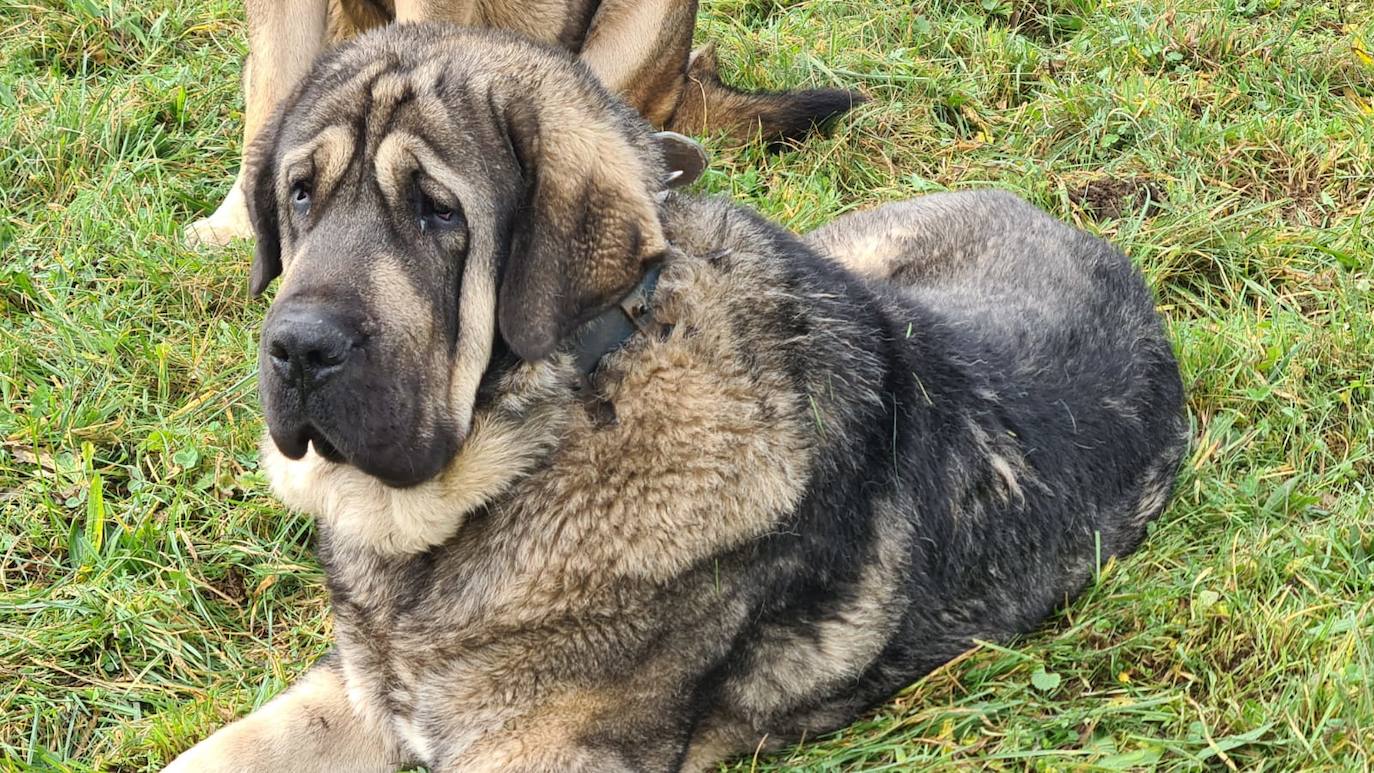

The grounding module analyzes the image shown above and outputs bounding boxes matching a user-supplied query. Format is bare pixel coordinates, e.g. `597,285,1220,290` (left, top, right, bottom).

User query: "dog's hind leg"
806,191,1049,289
184,0,330,247
804,197,962,284
579,0,698,128
162,654,405,772
394,0,478,24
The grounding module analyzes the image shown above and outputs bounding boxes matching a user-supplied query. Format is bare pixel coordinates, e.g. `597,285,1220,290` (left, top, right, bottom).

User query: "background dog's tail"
667,44,865,145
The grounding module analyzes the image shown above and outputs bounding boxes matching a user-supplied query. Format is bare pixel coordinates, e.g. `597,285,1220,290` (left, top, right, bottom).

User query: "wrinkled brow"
279,125,355,205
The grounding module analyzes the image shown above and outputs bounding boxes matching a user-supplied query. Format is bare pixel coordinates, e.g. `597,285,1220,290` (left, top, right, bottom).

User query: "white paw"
161,721,260,773
162,738,235,773
184,183,253,248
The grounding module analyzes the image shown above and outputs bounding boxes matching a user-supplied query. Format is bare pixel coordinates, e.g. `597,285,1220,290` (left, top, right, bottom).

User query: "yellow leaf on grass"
1354,42,1374,68
1344,88,1373,115
254,574,279,596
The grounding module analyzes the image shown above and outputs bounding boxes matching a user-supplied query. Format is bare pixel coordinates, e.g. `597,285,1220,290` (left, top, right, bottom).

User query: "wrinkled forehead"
295,54,485,134
266,57,522,294
276,53,515,185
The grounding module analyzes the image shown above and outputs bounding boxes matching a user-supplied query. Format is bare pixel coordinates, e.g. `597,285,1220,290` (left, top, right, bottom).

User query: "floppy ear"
245,115,284,297
653,131,707,190
498,99,668,362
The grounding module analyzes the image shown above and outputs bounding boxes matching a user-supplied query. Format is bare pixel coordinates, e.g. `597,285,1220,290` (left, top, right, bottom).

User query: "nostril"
265,308,361,383
307,347,347,370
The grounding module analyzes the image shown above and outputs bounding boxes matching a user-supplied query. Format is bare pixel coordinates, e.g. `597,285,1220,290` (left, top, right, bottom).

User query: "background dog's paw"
184,185,253,248
183,213,252,248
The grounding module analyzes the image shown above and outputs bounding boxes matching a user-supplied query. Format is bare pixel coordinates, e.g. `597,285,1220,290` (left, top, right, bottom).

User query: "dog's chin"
350,444,455,489
267,419,458,489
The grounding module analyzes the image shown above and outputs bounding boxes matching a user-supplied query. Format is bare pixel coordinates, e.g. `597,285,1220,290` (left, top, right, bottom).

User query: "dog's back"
810,191,1186,542
807,188,1188,646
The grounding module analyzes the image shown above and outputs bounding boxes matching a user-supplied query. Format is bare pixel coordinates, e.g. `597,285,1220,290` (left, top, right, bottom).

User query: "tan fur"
811,224,931,279
183,0,330,246
162,659,403,773
581,0,695,125
368,258,435,354
272,124,354,262
498,258,813,581
262,367,565,555
371,128,504,437
394,0,477,25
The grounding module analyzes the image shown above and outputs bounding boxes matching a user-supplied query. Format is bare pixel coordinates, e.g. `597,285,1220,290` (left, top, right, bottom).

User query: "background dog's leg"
393,0,478,24
163,656,402,772
184,0,329,247
579,0,697,128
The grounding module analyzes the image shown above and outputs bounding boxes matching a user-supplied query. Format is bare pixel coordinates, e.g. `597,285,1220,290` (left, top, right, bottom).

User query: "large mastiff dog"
183,0,862,247
166,23,1188,773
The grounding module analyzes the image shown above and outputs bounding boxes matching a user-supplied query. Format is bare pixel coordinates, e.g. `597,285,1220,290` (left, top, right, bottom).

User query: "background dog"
182,0,864,247
165,23,1187,773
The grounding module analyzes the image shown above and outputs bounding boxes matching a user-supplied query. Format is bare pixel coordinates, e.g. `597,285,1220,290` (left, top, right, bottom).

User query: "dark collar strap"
568,262,665,376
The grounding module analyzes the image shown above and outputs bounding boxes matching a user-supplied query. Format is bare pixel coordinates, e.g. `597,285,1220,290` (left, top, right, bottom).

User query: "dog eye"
418,191,463,233
290,181,312,212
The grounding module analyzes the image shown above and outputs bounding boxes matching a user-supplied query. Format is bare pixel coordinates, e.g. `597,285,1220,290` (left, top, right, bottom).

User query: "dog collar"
567,262,666,377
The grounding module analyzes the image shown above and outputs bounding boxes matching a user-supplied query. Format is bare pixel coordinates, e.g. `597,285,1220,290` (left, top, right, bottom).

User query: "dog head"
245,25,705,487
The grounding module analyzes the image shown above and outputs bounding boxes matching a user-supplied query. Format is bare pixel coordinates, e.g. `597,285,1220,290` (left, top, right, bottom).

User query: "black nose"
264,307,361,387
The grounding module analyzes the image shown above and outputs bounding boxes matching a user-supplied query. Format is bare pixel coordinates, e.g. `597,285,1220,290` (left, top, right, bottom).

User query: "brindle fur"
164,25,1188,773
182,0,864,247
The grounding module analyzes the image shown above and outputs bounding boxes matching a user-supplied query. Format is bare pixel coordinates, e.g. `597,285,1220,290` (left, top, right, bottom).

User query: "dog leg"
393,0,479,24
163,656,403,773
805,193,1036,285
579,0,697,128
184,0,329,247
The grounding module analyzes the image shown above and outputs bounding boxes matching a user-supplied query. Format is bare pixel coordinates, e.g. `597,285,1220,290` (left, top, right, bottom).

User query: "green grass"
2,0,1372,769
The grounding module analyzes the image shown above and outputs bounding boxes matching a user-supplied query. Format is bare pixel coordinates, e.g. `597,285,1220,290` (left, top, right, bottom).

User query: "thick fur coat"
165,24,1188,773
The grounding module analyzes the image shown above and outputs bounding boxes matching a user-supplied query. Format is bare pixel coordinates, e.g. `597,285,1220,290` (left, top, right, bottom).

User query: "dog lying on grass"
165,23,1188,772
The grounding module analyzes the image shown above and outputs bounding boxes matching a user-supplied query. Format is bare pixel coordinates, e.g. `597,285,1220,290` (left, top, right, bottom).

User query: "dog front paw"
183,183,252,248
